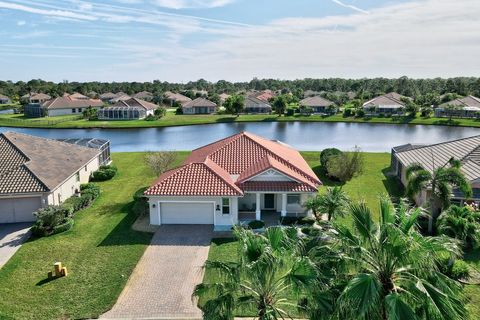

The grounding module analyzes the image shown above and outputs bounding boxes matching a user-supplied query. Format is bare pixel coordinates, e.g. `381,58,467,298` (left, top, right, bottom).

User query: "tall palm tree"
193,226,318,320
406,157,472,233
325,197,466,320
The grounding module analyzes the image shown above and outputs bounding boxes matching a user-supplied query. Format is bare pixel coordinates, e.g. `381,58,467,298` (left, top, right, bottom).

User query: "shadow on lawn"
381,166,404,200
97,200,152,247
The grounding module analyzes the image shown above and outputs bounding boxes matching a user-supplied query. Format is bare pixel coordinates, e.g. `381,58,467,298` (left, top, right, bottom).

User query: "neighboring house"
0,94,11,104
97,97,158,120
145,132,321,229
0,132,106,223
109,93,131,104
133,91,154,101
182,97,217,114
245,95,272,113
251,90,275,102
164,91,192,106
363,92,407,116
99,92,117,102
219,93,231,103
434,96,480,118
21,93,51,104
67,92,89,100
25,95,104,117
299,96,336,114
391,135,480,207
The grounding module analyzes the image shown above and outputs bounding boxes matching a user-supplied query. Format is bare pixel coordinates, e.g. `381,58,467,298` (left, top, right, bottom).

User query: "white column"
281,193,287,217
255,193,261,220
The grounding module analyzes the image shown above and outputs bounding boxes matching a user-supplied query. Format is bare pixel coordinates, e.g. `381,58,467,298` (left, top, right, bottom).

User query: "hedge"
90,165,118,182
248,220,265,230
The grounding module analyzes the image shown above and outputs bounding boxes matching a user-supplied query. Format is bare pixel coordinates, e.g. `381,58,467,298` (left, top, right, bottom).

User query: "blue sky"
0,0,479,82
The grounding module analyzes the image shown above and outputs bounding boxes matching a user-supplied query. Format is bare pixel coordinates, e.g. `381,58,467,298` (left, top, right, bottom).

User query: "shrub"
355,109,365,117
52,218,74,235
343,108,353,117
248,220,265,229
145,114,156,121
451,260,470,280
286,108,295,116
31,206,71,237
326,146,365,183
301,226,321,236
437,205,480,249
91,165,117,182
320,148,343,169
298,216,316,226
154,106,167,118
280,216,299,226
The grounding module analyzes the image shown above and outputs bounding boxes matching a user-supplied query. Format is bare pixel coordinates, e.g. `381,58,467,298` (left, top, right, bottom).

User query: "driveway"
102,225,213,319
0,223,32,268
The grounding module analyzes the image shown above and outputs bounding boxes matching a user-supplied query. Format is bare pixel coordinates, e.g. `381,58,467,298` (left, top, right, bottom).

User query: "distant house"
97,97,158,120
219,93,231,103
0,132,106,223
245,96,272,113
182,97,217,114
362,92,407,116
391,135,480,208
164,91,192,106
0,94,11,104
434,96,480,118
24,94,104,118
109,94,131,104
99,92,117,102
299,96,336,114
251,90,275,102
67,92,89,100
133,91,154,102
21,93,51,104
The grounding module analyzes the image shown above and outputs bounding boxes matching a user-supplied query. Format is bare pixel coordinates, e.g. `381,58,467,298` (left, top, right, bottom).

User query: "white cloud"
0,1,97,21
151,0,235,9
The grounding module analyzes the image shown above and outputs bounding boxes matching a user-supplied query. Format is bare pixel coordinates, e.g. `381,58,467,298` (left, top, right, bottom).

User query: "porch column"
281,193,287,217
255,193,261,220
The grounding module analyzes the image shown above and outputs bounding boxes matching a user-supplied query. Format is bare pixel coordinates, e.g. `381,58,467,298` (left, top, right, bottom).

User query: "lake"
0,122,478,152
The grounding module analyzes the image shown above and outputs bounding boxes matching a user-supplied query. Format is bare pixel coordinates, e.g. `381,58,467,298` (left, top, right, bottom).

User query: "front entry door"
264,194,275,209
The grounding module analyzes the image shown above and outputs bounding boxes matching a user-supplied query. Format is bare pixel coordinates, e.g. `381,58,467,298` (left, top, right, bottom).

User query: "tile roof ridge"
203,158,243,195
190,131,244,156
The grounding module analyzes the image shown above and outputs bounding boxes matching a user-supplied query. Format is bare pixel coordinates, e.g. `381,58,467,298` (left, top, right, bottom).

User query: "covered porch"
237,192,310,224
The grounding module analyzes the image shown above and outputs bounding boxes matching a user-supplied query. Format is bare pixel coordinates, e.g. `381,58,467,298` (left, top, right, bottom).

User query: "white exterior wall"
239,192,315,214
147,195,239,226
47,107,100,117
46,156,100,206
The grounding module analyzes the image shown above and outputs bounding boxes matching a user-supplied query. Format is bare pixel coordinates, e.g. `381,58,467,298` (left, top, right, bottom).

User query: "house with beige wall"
0,132,106,223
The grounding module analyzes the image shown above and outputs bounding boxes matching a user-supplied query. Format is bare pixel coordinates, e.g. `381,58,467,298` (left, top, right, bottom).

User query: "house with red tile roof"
145,132,321,229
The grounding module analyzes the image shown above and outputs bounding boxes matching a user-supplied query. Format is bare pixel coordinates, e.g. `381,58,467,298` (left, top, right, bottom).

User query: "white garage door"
160,202,214,225
0,197,41,223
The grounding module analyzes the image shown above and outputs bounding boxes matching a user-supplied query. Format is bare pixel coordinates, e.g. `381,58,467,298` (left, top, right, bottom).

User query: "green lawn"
0,152,188,320
1,111,480,129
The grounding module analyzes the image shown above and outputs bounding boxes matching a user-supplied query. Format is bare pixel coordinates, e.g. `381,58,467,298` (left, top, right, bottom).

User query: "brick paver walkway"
102,225,213,319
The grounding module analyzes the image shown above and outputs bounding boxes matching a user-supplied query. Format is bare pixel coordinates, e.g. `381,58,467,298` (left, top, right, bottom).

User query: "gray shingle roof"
299,96,334,107
394,135,480,181
363,92,407,108
111,97,158,110
0,132,100,194
183,97,217,108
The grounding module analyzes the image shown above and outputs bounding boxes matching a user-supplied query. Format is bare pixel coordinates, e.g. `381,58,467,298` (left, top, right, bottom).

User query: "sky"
0,0,479,82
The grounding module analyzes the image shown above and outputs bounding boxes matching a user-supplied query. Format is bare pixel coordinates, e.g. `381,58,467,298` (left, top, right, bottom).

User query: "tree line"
1,76,479,102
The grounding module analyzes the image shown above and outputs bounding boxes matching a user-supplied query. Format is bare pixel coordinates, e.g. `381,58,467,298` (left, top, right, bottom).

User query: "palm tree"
318,186,350,221
326,197,466,320
193,226,318,320
406,157,472,233
437,205,480,249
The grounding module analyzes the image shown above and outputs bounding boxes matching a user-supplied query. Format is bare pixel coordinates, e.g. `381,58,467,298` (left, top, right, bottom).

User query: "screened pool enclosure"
97,107,146,120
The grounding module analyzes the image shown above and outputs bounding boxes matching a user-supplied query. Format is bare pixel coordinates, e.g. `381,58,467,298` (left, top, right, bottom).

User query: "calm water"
0,122,478,152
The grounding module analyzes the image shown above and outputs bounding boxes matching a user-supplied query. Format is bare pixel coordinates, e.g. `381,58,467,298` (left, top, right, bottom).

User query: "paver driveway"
102,225,213,319
0,223,32,268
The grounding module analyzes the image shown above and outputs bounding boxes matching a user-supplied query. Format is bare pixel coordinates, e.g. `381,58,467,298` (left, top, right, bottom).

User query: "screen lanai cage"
97,106,146,120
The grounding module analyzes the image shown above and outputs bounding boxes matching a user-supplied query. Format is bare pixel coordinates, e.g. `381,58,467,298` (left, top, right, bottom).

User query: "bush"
451,260,470,280
91,165,117,182
248,220,265,229
286,108,295,116
176,106,183,114
154,107,167,118
280,216,299,226
32,206,71,237
52,218,74,235
343,108,353,117
145,114,156,121
298,216,316,226
320,148,343,169
355,109,365,117
301,227,321,236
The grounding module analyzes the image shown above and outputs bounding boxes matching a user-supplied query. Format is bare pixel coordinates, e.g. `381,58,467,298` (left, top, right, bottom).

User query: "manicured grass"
1,111,480,128
0,152,188,320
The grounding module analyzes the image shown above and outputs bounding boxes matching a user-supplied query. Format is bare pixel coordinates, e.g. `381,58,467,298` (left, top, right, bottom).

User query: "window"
84,165,87,172
287,194,301,205
78,108,82,112
72,108,76,113
222,198,230,214
75,171,80,182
